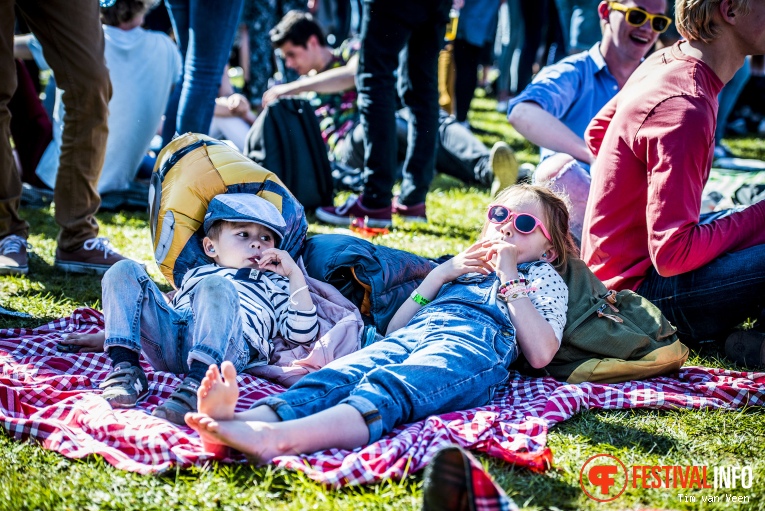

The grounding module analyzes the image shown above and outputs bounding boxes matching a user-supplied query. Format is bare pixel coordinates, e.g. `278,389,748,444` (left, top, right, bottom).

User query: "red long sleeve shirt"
581,42,765,291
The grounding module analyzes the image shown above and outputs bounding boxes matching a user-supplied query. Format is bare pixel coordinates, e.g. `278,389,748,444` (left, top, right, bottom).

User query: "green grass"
2,97,765,510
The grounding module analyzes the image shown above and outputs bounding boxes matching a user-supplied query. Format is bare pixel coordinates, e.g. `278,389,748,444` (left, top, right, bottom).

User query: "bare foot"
185,414,287,463
197,361,239,420
184,412,230,459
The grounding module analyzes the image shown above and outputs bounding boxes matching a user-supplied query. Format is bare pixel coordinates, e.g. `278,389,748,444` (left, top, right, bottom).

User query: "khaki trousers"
1,0,111,251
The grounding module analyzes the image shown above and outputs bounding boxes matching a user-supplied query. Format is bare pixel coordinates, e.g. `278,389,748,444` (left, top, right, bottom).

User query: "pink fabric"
1,308,763,485
246,275,363,387
582,42,765,291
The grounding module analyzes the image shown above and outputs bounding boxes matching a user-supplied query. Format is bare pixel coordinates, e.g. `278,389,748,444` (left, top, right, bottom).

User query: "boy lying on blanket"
95,194,319,425
184,185,575,460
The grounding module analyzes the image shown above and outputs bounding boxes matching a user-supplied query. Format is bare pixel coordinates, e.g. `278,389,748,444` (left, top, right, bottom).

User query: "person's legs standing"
174,0,244,136
397,9,444,208
316,0,410,227
356,0,409,210
0,2,30,275
19,0,111,254
161,0,189,146
452,38,482,124
517,0,545,92
9,59,52,189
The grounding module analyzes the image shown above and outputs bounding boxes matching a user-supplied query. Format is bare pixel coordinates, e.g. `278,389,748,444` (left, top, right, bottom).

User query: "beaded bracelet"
410,290,431,306
498,278,527,295
498,288,528,302
500,277,527,288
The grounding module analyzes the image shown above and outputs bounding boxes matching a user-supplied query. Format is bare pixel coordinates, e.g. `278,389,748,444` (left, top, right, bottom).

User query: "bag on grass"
542,258,689,384
245,97,334,211
149,132,308,288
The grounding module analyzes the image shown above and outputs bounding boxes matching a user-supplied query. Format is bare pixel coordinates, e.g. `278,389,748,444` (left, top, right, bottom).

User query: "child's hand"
484,239,520,279
257,248,298,277
432,239,494,284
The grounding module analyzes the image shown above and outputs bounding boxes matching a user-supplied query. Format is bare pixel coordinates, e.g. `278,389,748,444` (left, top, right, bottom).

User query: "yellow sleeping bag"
149,133,308,288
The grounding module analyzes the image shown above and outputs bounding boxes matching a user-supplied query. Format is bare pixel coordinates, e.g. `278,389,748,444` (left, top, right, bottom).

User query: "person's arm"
507,61,594,163
214,93,257,124
488,241,561,368
261,54,359,107
508,102,594,164
641,97,765,276
259,249,318,344
386,240,495,334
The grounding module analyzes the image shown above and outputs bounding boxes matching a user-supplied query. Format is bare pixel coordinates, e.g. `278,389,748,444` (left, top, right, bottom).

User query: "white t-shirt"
32,26,181,193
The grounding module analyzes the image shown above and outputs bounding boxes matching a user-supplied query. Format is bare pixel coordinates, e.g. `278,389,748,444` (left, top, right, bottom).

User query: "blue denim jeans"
161,0,244,145
637,210,765,344
254,272,518,442
102,260,251,373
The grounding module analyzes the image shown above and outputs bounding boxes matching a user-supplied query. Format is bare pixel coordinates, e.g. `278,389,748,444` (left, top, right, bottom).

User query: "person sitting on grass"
184,185,575,460
507,0,669,245
98,194,319,424
581,0,765,368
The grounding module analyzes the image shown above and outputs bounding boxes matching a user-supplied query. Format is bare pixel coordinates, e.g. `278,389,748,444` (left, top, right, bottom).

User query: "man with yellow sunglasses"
582,0,765,368
507,0,667,242
607,1,673,33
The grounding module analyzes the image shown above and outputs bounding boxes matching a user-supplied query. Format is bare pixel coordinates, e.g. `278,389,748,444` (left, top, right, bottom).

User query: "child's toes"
220,361,237,383
198,416,219,431
208,364,222,382
185,413,202,429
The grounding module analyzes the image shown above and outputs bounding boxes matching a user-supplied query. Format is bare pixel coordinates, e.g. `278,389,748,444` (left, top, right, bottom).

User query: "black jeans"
452,39,482,123
338,109,493,188
356,0,450,209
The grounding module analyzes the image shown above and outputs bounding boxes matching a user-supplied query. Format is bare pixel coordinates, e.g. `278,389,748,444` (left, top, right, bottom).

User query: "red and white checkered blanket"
2,308,764,486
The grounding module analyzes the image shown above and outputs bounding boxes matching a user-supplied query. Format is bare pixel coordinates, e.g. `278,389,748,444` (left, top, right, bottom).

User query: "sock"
186,360,208,383
109,346,140,368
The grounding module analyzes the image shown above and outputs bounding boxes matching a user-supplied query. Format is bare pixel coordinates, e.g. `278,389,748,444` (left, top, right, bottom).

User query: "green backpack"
539,258,689,384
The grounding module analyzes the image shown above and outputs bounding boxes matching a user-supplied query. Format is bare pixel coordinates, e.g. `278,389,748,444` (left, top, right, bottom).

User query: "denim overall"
256,263,535,443
102,260,252,374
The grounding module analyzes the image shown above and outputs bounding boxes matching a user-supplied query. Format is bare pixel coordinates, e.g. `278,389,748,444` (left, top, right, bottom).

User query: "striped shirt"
173,265,319,363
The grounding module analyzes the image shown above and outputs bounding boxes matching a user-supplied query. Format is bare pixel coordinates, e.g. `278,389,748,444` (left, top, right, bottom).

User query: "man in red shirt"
581,0,765,367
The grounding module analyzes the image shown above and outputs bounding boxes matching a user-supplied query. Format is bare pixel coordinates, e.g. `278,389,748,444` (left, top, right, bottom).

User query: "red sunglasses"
487,205,552,240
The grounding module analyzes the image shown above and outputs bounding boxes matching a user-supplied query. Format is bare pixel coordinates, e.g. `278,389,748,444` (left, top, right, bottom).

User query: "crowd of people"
2,0,765,503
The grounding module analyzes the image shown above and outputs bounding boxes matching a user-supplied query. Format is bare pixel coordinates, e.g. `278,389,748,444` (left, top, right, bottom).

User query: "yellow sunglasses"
608,2,673,33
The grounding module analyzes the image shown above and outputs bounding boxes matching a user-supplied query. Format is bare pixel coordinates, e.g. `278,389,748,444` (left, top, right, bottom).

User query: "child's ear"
202,237,218,259
542,246,558,263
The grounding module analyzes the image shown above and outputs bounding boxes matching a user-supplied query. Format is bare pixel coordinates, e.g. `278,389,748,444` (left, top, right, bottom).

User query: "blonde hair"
480,185,579,272
675,0,751,43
